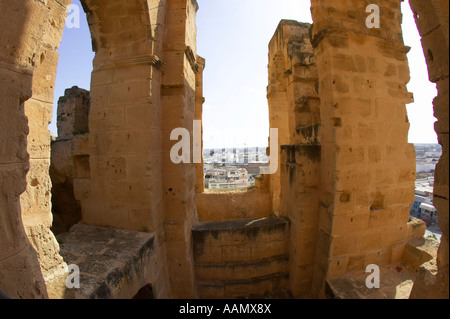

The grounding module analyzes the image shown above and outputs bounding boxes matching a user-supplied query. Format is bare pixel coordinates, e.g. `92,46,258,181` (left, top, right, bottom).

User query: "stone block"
331,213,370,236
358,230,383,252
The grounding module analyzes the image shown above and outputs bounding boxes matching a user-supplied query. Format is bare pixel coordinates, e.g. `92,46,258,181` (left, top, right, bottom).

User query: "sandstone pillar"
310,0,419,297
270,20,321,297
77,0,172,298
20,0,71,285
195,56,206,194
160,0,200,298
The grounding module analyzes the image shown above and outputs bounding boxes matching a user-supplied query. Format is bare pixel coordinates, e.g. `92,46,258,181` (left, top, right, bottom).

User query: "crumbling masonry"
0,0,448,299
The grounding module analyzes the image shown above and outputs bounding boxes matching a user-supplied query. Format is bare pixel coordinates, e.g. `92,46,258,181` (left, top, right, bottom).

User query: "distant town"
203,147,269,190
410,143,443,240
203,143,443,240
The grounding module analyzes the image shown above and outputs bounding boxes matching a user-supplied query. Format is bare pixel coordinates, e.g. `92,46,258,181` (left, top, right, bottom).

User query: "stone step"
197,272,290,299
192,217,290,298
195,255,289,282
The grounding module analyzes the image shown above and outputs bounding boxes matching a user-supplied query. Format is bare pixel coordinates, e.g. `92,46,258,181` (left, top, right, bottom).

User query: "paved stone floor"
326,264,417,299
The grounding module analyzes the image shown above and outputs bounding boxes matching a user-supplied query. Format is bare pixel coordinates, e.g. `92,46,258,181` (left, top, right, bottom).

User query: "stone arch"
74,0,162,231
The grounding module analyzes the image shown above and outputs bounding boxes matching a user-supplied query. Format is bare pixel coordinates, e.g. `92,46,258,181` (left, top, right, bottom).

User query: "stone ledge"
193,217,289,234
192,218,290,254
196,190,272,222
54,223,155,299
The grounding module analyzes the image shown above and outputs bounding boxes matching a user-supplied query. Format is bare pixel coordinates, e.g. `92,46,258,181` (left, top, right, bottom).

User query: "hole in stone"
331,118,342,127
340,192,351,203
371,192,385,210
132,284,154,299
74,156,90,179
427,49,434,62
30,178,39,187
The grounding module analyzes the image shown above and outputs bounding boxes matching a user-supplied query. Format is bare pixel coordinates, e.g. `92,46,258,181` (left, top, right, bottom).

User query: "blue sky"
50,0,438,148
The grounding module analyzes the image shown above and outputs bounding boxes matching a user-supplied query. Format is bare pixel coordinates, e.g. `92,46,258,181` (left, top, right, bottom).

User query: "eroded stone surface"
53,223,156,299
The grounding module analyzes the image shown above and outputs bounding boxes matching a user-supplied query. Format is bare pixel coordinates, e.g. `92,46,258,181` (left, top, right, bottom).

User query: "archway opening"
50,0,94,235
401,1,442,242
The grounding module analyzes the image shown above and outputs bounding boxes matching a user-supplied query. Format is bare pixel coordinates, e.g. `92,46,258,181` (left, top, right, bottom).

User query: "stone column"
195,56,206,194
271,20,321,297
77,0,172,298
21,0,69,284
310,0,419,297
160,0,200,298
268,21,299,214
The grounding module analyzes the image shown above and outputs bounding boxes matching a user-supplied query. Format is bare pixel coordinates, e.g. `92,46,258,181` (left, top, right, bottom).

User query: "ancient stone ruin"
0,0,448,299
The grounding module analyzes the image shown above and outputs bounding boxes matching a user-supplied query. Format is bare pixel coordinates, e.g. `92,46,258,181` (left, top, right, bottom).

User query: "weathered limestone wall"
196,189,272,222
57,86,90,139
268,20,320,215
0,0,72,298
50,87,90,235
192,218,289,298
309,0,425,298
74,0,172,298
281,145,321,297
267,22,293,214
408,0,449,299
160,0,200,298
269,20,321,297
79,0,161,232
21,0,71,285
